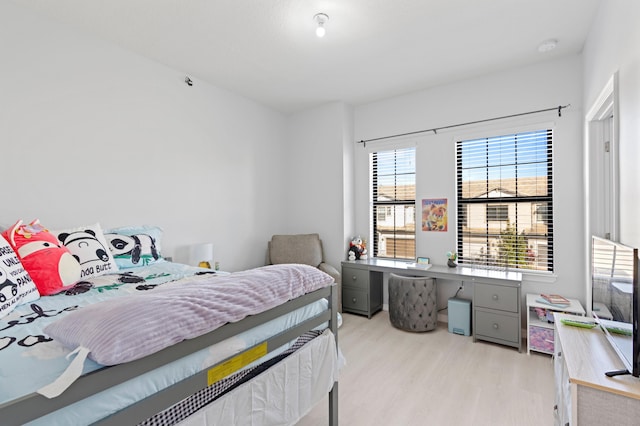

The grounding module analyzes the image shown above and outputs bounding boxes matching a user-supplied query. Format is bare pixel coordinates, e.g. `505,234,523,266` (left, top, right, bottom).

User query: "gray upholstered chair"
267,233,341,311
388,273,437,332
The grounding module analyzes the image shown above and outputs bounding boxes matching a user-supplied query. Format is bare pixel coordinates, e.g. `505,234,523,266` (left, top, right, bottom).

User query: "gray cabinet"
473,282,521,351
341,264,383,318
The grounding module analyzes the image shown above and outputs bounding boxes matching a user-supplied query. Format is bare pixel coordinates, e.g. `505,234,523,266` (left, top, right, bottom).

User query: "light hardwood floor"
298,311,555,426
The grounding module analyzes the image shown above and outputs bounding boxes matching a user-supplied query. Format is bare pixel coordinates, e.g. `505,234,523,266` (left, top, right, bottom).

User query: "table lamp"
189,243,214,269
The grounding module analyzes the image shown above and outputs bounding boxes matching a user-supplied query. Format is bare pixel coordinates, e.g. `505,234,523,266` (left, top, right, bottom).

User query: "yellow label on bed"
207,342,268,385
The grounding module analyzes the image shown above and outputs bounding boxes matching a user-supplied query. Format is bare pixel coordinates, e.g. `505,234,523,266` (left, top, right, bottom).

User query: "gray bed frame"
0,284,340,426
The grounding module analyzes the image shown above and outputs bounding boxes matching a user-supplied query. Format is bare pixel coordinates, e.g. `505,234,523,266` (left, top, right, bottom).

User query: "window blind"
456,129,554,271
371,147,416,259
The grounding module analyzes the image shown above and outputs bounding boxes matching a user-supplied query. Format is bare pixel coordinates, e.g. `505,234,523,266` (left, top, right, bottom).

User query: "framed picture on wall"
422,198,448,231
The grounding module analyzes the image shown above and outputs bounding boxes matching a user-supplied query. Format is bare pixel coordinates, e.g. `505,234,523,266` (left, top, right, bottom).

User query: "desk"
342,259,523,351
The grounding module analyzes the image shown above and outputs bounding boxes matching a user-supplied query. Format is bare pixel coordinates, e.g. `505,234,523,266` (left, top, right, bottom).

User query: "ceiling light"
314,13,329,38
538,39,558,53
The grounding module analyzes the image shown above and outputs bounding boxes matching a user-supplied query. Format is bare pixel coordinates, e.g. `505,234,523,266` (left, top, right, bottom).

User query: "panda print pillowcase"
53,223,119,280
104,225,164,269
0,234,39,319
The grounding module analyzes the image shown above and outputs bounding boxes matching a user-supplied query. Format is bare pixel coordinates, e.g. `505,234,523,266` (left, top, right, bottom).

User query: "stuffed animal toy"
348,236,368,260
2,220,81,296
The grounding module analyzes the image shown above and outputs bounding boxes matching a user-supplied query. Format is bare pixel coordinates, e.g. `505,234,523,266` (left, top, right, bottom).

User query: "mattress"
141,329,326,426
177,328,340,426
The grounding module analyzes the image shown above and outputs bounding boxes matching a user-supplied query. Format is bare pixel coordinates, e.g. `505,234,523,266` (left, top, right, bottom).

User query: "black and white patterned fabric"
138,330,322,426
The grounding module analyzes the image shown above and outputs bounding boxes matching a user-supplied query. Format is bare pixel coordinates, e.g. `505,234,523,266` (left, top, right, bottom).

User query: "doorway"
586,73,619,241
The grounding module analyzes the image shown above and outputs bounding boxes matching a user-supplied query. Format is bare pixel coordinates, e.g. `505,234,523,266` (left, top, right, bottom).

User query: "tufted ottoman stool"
388,273,437,332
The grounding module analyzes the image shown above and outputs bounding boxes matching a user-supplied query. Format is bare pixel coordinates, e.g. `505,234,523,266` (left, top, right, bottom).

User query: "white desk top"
342,258,522,285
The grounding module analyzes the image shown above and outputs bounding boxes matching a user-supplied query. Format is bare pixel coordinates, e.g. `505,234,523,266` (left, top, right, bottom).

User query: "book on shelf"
535,298,572,309
540,293,570,306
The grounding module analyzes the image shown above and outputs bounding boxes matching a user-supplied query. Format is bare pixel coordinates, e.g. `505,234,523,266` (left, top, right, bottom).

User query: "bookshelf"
526,293,585,355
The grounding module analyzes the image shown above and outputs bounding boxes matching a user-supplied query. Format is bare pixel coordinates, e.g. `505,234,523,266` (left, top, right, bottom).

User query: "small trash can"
448,297,471,336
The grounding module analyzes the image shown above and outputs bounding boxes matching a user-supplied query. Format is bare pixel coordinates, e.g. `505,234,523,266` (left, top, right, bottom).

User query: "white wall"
284,102,354,272
583,1,640,248
0,2,289,272
353,56,585,309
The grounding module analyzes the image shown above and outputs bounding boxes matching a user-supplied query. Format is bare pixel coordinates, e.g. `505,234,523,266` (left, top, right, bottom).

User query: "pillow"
104,225,163,269
0,234,39,319
2,220,81,296
52,223,119,279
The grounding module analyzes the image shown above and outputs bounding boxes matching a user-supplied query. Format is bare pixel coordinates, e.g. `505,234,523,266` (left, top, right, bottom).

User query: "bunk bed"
0,260,341,425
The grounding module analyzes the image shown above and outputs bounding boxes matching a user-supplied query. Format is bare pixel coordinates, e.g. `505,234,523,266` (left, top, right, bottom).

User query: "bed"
0,222,341,426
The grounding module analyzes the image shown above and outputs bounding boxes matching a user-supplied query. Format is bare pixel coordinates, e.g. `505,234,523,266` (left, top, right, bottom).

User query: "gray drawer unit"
343,266,371,290
473,281,521,351
474,282,519,313
342,264,383,318
342,287,369,313
474,310,520,343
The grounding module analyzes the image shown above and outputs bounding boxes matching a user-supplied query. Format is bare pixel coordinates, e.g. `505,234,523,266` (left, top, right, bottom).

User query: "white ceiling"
15,0,601,114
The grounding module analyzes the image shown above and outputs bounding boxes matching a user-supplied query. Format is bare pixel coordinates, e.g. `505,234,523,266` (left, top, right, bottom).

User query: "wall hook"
185,76,193,86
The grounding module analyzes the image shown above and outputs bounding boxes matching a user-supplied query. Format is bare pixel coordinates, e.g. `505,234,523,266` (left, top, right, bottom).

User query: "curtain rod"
358,104,570,146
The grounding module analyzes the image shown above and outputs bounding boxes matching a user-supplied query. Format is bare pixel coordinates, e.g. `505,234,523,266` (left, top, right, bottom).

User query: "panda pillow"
104,225,164,269
0,234,39,319
53,223,119,280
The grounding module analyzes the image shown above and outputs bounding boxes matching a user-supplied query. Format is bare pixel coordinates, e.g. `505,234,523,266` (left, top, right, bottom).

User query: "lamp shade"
189,243,214,268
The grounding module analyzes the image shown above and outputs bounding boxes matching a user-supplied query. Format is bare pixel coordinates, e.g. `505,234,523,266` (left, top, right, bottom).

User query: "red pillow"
2,220,81,296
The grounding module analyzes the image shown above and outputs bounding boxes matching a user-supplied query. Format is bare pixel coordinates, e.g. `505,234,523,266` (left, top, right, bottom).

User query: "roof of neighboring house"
376,176,548,201
462,176,549,198
376,184,415,201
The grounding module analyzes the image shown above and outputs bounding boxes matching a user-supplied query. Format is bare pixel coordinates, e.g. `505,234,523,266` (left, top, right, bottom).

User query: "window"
487,205,509,222
532,203,548,223
371,147,416,259
456,129,553,271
